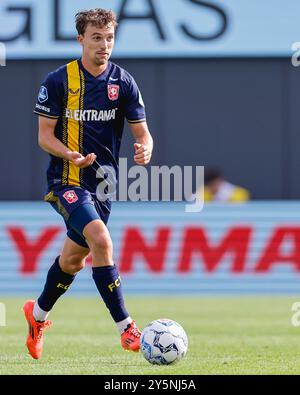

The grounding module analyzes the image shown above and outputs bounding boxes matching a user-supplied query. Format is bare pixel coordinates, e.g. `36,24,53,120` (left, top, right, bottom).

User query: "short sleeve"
34,72,63,119
124,76,146,124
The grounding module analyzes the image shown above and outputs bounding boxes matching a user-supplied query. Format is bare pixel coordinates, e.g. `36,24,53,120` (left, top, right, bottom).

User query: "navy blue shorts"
44,186,111,248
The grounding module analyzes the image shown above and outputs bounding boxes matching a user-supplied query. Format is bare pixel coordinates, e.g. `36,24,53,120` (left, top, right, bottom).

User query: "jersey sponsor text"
65,108,118,122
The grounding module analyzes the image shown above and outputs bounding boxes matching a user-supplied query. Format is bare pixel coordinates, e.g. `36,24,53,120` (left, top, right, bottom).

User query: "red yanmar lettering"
7,226,61,274
119,227,171,273
178,227,252,273
255,227,300,272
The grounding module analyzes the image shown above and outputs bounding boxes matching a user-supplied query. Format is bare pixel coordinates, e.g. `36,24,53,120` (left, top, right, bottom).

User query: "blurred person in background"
201,168,250,202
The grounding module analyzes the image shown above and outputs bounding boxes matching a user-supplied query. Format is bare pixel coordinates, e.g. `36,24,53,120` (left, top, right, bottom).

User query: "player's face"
78,24,115,67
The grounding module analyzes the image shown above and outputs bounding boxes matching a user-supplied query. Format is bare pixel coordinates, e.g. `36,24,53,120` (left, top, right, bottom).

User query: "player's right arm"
38,115,96,168
35,71,96,168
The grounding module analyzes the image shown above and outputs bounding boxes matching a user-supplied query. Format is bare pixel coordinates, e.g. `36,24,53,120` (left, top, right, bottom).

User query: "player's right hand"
66,151,97,168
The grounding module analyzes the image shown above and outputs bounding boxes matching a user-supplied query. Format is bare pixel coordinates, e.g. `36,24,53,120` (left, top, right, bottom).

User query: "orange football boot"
121,320,141,352
23,300,52,360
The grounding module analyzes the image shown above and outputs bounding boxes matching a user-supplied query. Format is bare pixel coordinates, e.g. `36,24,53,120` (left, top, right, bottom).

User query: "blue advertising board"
1,201,300,295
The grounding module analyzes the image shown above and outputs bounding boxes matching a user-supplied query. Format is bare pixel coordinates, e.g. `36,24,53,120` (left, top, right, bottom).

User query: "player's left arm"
129,121,153,165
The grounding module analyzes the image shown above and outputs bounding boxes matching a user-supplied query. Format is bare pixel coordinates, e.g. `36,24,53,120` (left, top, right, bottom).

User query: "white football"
140,318,188,365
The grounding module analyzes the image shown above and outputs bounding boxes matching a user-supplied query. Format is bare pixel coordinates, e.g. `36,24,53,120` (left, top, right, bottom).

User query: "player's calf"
83,220,113,266
59,254,86,275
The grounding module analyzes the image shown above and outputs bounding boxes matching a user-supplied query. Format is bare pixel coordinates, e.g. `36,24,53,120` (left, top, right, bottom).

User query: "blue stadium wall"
0,57,298,201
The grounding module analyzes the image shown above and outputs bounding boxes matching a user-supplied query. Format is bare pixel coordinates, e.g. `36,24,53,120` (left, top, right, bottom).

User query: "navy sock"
92,265,129,322
37,256,76,312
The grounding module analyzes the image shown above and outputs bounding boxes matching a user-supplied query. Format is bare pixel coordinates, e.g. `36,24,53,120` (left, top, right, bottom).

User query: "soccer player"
23,8,153,359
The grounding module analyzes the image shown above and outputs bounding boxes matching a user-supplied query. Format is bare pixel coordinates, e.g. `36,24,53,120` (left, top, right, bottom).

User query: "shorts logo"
38,86,48,103
107,84,119,101
63,190,78,204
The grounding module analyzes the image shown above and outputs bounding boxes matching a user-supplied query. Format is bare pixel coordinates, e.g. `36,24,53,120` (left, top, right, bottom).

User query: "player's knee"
60,254,86,274
87,232,112,254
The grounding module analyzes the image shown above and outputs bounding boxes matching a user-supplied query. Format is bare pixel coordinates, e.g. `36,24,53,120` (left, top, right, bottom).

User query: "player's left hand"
133,143,152,165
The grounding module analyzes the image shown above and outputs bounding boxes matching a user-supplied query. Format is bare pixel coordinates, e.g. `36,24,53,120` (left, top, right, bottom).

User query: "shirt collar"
78,59,112,82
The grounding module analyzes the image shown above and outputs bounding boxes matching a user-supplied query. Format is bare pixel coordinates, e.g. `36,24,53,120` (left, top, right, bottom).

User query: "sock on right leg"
116,317,133,334
92,265,130,323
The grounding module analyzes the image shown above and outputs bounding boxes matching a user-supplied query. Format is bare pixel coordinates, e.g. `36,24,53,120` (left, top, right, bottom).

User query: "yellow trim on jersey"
62,96,69,185
66,61,81,186
79,69,85,185
33,111,59,119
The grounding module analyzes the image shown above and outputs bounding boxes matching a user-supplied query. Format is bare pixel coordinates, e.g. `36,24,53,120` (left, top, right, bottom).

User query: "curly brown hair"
75,8,118,35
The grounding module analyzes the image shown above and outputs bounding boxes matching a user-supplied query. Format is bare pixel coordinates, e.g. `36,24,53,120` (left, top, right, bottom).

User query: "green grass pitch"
1,296,300,375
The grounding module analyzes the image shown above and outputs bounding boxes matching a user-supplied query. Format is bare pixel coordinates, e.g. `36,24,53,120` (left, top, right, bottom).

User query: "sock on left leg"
37,256,76,314
116,317,133,334
92,265,131,332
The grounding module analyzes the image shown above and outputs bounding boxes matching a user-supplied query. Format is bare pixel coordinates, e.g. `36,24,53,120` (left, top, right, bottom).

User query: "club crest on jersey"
107,84,119,101
63,190,78,204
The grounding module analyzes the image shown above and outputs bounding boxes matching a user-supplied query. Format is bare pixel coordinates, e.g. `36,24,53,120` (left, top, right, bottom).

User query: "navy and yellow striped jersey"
34,59,146,194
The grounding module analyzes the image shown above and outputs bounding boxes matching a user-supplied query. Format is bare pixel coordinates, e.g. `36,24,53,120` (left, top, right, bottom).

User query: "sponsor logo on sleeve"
35,103,50,113
38,86,48,103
